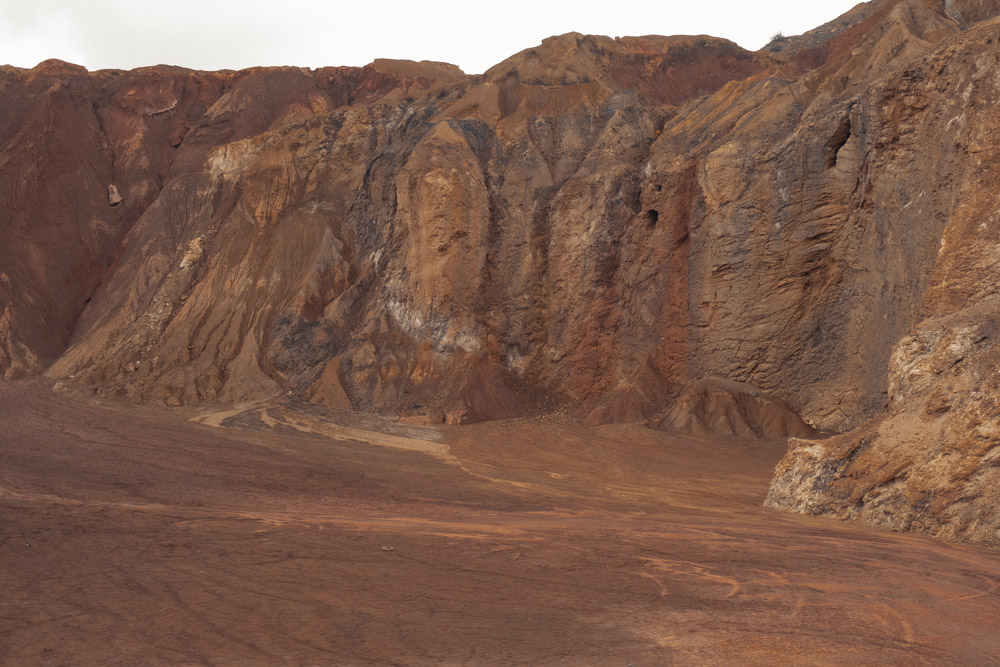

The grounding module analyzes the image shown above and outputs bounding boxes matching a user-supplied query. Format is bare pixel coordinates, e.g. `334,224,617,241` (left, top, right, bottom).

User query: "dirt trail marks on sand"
2,380,999,665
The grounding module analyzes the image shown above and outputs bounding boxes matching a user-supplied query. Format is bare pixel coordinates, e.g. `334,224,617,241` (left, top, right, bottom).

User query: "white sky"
0,0,864,74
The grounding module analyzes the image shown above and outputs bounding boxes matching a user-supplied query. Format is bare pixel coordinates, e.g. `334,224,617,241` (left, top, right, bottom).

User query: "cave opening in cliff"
825,116,852,169
643,209,659,228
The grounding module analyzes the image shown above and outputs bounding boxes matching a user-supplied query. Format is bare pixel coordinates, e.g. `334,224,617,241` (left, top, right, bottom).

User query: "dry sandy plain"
1,379,999,665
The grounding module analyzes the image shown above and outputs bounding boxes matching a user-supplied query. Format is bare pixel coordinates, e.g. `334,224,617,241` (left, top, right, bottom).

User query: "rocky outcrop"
766,12,1000,546
0,58,465,380
766,304,1000,546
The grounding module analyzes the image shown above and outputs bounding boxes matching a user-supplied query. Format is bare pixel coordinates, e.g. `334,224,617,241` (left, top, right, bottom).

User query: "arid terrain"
4,0,1000,662
2,380,999,664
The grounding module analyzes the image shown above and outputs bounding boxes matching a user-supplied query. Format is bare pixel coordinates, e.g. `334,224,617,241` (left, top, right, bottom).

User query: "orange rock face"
0,58,460,381
2,1,1000,543
767,7,1000,546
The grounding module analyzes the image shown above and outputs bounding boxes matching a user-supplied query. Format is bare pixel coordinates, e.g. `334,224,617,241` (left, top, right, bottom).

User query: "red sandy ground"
1,379,998,665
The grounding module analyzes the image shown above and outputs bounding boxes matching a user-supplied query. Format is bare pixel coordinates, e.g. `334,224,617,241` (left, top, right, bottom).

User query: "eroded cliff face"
3,0,1000,541
0,58,464,381
43,33,773,421
766,12,1000,546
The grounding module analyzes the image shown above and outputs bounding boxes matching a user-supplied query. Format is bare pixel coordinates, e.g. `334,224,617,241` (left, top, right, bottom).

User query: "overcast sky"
1,0,864,74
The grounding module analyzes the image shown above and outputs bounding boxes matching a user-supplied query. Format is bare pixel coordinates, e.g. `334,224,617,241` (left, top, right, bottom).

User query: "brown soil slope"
2,380,999,664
